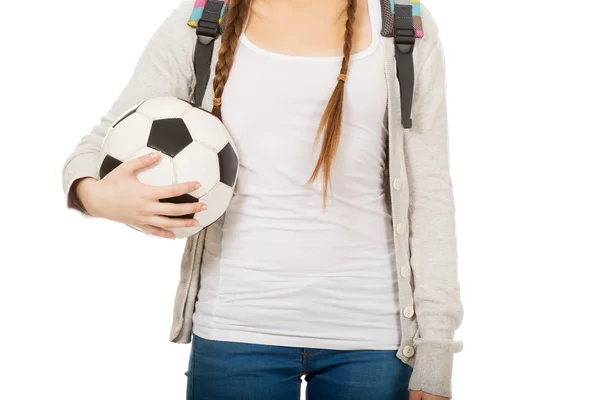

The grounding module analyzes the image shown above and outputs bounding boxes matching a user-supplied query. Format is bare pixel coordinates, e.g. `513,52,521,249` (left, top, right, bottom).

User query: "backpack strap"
188,0,229,106
188,0,421,128
381,0,424,129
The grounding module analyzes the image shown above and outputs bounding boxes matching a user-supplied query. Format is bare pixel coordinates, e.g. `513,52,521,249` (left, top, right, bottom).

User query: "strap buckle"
394,4,416,53
196,20,220,38
395,28,416,48
196,0,224,42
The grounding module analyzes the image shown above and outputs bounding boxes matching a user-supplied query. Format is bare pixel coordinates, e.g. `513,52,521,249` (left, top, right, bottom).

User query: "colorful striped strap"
188,0,228,29
405,0,424,38
382,0,424,38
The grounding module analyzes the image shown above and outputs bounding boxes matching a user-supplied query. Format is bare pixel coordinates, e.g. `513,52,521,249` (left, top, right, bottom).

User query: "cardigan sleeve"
404,7,465,399
61,1,196,216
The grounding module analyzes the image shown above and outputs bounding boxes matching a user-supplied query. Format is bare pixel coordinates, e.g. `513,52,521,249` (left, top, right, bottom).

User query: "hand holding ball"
90,97,239,239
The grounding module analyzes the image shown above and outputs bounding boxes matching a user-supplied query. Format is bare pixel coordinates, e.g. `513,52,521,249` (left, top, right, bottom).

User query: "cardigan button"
396,223,406,235
393,179,402,190
400,266,411,278
403,306,415,318
402,345,415,358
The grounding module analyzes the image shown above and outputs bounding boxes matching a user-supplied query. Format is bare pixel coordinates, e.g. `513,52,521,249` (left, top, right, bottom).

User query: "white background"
1,0,599,399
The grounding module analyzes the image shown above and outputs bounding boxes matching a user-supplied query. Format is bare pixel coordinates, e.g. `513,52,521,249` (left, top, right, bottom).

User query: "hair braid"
211,0,250,120
307,0,357,207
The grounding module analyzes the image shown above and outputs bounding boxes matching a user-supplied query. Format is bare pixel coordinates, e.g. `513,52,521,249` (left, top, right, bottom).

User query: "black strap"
194,0,225,106
394,4,416,129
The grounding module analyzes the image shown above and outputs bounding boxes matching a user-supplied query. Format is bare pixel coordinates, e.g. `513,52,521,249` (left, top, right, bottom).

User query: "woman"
61,0,464,399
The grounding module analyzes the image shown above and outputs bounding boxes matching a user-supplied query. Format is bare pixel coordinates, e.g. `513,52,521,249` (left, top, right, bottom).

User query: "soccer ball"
97,96,239,239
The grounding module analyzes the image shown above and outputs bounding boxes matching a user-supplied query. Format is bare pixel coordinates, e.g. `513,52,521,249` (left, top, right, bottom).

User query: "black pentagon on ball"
147,118,193,158
159,193,199,219
218,143,238,187
99,154,123,179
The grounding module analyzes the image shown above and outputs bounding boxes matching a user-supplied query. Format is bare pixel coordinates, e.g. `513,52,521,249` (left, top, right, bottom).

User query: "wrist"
74,177,100,216
408,341,458,399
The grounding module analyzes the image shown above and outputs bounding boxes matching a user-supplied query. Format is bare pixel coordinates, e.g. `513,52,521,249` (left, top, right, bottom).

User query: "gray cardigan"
61,1,463,397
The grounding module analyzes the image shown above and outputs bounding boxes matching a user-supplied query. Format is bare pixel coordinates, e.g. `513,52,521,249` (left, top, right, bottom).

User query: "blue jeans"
185,333,413,400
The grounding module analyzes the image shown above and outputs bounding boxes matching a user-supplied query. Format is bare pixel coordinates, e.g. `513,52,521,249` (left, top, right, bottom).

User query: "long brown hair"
212,0,358,206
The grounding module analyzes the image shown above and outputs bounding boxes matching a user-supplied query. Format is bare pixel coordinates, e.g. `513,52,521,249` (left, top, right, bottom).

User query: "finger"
150,201,207,217
123,151,161,174
144,215,200,230
147,180,202,200
132,224,175,239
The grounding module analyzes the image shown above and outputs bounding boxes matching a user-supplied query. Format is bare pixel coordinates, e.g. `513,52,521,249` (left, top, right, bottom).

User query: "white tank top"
192,0,401,350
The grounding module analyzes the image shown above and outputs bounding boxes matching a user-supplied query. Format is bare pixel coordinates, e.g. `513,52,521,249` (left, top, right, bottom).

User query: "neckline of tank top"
239,0,382,63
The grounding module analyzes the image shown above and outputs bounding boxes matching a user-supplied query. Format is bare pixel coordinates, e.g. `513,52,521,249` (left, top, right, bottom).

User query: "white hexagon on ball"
105,112,153,162
196,182,234,228
181,107,232,151
172,141,220,198
136,96,193,120
128,147,175,187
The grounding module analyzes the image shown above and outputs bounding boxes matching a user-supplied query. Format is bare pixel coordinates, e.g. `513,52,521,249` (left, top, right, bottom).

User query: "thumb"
125,151,161,174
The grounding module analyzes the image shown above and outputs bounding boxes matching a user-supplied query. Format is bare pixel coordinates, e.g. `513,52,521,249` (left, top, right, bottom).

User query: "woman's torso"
192,0,401,350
